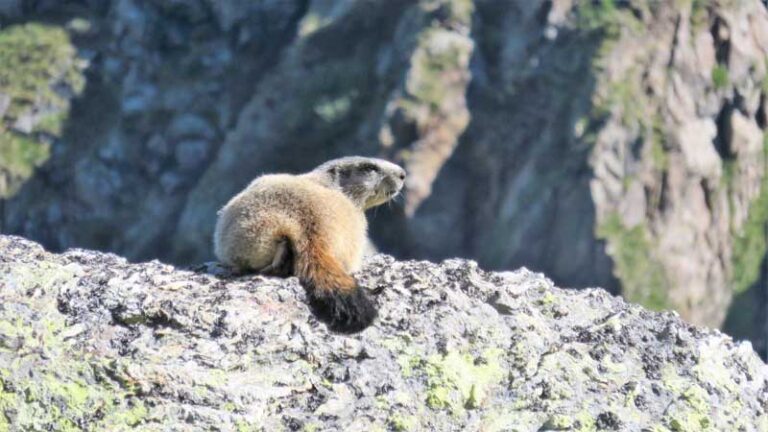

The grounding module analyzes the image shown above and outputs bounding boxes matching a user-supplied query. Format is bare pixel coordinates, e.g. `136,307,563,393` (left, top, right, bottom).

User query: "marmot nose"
397,169,406,181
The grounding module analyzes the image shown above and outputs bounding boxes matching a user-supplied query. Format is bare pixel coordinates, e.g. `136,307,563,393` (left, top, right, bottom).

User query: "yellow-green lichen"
398,355,422,378
544,414,574,429
0,264,151,430
661,367,713,432
390,414,418,432
422,349,505,413
0,376,20,431
97,400,149,429
5,261,82,293
235,419,254,432
6,358,150,430
573,410,597,432
692,340,737,393
537,291,557,306
667,412,711,431
661,366,688,394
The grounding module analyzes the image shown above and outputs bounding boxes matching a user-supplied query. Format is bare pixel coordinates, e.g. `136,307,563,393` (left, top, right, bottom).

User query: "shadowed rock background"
1,0,768,355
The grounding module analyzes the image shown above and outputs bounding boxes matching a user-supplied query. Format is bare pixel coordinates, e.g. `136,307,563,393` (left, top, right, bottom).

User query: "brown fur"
298,239,357,295
214,157,405,332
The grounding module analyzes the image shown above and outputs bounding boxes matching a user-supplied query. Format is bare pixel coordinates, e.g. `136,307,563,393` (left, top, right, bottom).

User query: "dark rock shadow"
723,255,767,360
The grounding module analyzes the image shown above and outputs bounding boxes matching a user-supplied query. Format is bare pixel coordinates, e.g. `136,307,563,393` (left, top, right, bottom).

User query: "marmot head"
310,156,406,209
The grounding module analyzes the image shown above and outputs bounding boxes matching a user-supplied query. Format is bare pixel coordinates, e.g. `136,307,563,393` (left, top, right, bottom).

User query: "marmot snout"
213,156,405,333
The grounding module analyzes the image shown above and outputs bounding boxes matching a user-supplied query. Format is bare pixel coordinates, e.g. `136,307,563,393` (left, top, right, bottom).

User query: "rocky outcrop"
587,0,768,330
1,234,768,431
2,1,768,350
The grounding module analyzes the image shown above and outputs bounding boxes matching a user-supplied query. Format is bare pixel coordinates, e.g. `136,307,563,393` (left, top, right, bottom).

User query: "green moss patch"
711,65,729,90
730,136,768,294
576,0,643,37
597,214,670,311
0,23,85,119
0,132,50,198
0,23,85,198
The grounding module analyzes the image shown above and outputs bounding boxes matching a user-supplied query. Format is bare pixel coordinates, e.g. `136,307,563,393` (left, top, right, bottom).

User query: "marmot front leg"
259,239,294,277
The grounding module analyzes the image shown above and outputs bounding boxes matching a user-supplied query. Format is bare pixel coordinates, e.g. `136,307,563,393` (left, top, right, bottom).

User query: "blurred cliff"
1,0,768,353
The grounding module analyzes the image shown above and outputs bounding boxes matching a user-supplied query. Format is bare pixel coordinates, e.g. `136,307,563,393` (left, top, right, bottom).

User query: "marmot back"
214,157,406,333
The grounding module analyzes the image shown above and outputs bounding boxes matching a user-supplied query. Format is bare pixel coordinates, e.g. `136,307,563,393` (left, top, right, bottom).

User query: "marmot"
214,156,406,333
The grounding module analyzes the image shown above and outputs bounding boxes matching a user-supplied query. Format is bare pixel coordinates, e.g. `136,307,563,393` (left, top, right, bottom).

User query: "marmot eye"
359,163,379,172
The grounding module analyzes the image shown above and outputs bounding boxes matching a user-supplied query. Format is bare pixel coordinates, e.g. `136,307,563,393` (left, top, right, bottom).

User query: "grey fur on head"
309,157,406,209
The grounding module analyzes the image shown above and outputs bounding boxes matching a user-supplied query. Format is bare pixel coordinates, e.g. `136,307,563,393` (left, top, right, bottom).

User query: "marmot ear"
328,166,338,181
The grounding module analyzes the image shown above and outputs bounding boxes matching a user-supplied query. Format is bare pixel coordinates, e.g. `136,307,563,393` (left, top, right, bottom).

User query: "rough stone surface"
2,0,768,353
1,234,767,431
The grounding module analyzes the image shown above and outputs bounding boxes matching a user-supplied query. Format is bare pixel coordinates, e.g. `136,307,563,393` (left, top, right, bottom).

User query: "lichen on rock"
1,235,766,431
3,1,768,351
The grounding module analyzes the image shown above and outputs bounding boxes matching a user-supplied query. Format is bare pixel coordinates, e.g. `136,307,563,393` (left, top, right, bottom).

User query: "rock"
0,0,20,17
175,139,210,170
588,0,768,333
145,133,170,157
121,86,157,114
160,171,185,193
0,234,766,431
167,113,216,141
3,0,768,353
729,111,764,156
0,93,10,118
675,118,721,178
10,110,34,134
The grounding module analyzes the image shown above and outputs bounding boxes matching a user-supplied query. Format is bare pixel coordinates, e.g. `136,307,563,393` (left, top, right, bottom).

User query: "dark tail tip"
306,286,378,333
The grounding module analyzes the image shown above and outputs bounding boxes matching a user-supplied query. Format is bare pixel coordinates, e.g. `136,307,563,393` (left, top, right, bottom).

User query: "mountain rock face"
585,0,768,334
1,234,767,431
2,1,768,349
